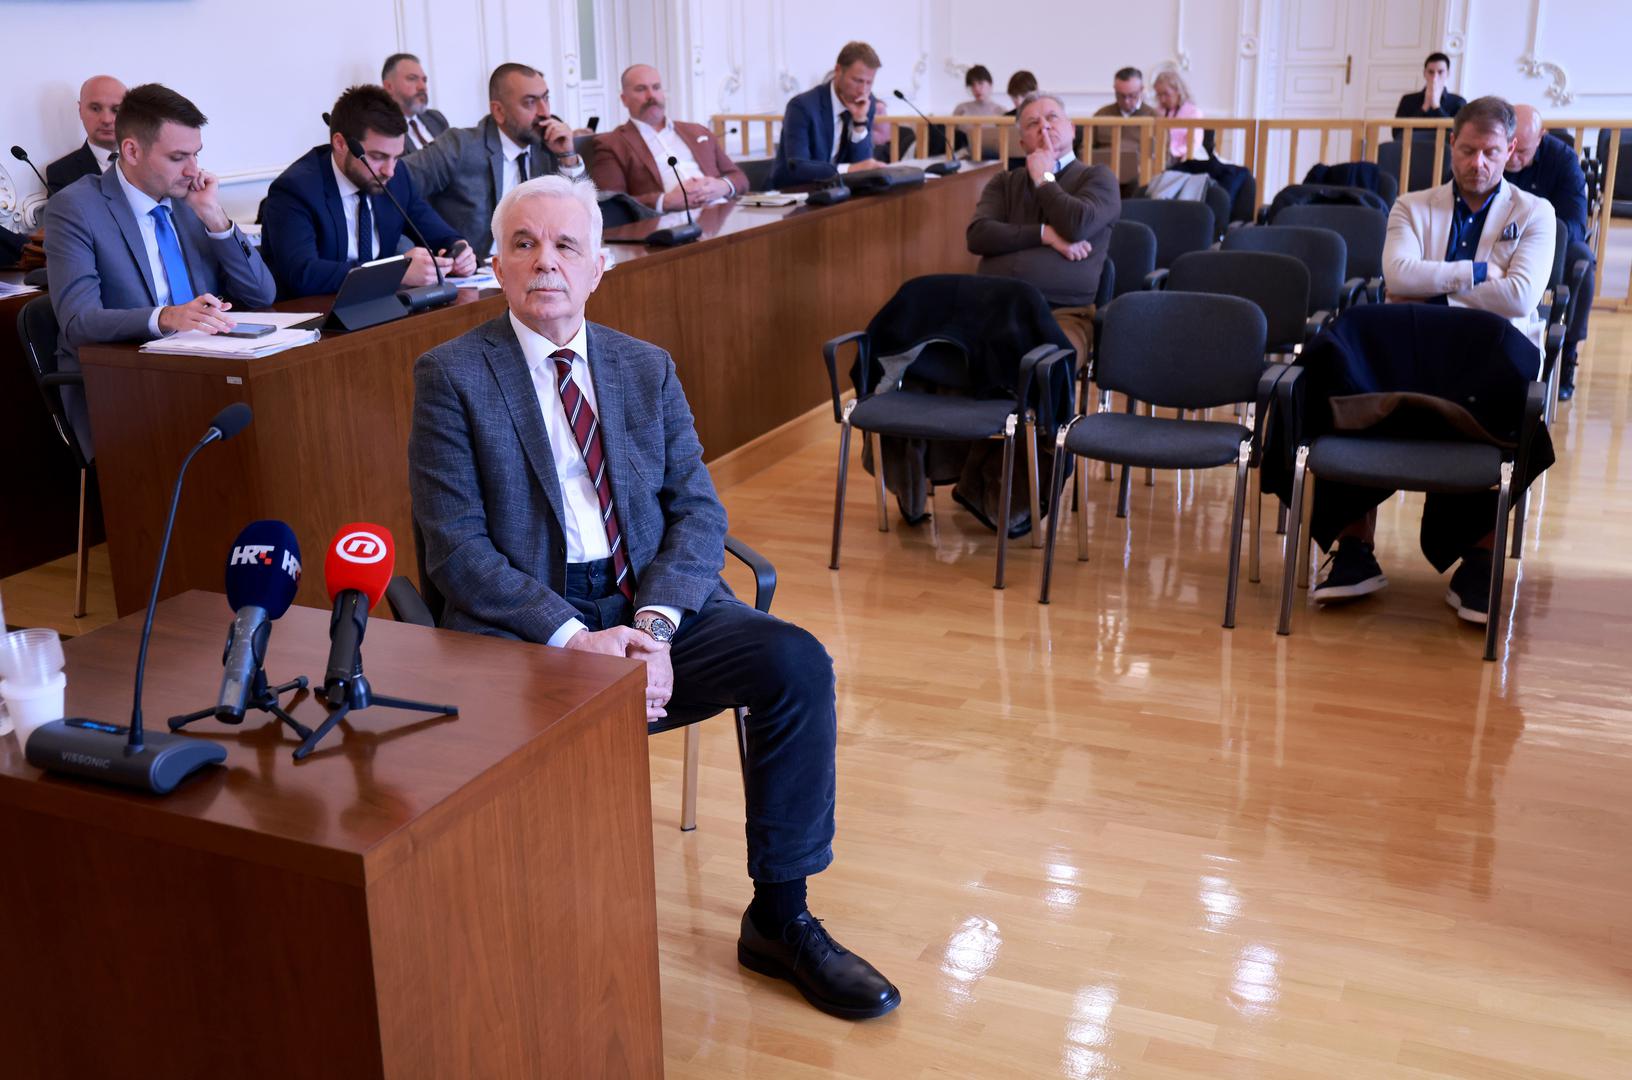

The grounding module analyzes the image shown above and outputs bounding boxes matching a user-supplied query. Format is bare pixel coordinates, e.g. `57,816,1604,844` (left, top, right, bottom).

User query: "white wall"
1462,0,1632,119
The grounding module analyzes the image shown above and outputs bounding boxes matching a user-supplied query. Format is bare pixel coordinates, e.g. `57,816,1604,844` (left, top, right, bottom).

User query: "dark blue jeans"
563,560,837,883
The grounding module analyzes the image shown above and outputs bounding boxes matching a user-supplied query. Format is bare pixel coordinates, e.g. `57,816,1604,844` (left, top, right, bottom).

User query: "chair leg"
1039,431,1071,603
1486,462,1514,662
1277,446,1310,636
993,418,1017,589
1297,472,1316,590
1144,404,1156,487
74,466,90,619
1249,468,1263,585
1223,444,1250,629
680,722,701,832
866,431,888,532
1509,487,1527,560
1076,455,1091,561
829,420,853,570
1026,416,1043,549
1116,463,1132,518
1276,499,1287,536
733,707,750,793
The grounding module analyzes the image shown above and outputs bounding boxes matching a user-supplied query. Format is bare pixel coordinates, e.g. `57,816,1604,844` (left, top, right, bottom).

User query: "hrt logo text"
231,544,275,566
281,550,302,581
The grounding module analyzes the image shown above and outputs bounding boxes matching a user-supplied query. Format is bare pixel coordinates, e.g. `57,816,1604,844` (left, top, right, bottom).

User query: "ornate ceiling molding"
1518,0,1573,106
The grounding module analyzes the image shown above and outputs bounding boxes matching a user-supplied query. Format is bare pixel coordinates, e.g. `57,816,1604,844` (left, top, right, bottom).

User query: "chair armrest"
1144,268,1169,291
1549,283,1570,327
1255,206,1271,225
1514,381,1548,484
821,331,869,422
723,534,777,613
1273,365,1309,470
1016,343,1070,436
1541,321,1566,378
385,576,437,627
1367,276,1385,303
1339,278,1364,311
39,372,83,388
1250,365,1291,466
1304,311,1333,342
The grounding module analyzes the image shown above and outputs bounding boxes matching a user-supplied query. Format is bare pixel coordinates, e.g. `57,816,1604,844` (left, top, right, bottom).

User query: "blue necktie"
357,194,375,263
149,204,194,305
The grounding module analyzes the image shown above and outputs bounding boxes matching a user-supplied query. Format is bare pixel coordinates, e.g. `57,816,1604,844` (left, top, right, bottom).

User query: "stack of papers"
0,280,40,299
139,311,322,360
738,192,806,208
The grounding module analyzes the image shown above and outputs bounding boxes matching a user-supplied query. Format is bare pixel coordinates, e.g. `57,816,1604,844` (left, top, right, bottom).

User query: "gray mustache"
526,274,569,292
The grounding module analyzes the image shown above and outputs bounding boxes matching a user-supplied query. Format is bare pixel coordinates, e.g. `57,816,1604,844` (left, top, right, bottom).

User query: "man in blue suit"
261,84,475,300
771,42,885,188
44,83,275,459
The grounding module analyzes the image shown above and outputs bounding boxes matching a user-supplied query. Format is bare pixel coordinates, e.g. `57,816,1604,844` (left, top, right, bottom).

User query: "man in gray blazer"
408,175,900,1021
404,62,586,258
381,52,448,154
44,83,275,459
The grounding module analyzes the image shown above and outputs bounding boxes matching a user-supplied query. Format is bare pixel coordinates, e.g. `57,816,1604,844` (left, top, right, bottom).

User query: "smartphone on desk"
222,322,276,339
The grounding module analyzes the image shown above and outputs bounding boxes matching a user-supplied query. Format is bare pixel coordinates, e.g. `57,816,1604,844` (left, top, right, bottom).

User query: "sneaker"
1446,548,1494,625
1311,539,1388,603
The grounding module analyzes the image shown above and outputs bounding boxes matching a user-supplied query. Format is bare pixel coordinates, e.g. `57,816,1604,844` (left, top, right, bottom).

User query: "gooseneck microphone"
24,403,252,794
891,90,961,175
645,155,703,247
294,523,457,760
10,145,50,190
341,133,459,312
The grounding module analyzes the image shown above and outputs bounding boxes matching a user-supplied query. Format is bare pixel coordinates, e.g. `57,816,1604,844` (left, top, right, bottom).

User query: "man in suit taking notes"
44,75,127,195
409,175,901,1021
382,53,448,154
44,83,275,459
771,41,885,188
591,64,748,210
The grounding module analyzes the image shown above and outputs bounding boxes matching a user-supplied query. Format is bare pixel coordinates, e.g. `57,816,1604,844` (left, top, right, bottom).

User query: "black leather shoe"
1558,359,1577,402
737,909,901,1020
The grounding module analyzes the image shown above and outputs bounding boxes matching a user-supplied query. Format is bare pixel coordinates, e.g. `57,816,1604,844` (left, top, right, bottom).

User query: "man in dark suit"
43,84,275,459
44,75,126,196
771,42,885,188
591,63,749,210
1393,52,1468,134
382,53,448,154
260,85,474,300
409,174,901,1021
404,63,586,259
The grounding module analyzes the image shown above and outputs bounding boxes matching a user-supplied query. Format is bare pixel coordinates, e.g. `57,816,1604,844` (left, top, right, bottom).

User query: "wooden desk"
0,591,662,1079
80,164,994,613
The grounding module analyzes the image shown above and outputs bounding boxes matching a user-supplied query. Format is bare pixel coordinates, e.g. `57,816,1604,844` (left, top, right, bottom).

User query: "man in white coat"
1382,95,1555,356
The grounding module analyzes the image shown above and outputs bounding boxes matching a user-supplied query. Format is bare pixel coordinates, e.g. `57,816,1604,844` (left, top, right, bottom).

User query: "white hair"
489,174,603,256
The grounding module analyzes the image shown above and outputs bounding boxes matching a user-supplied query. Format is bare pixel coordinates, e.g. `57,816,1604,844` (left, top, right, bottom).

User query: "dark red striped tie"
551,349,635,602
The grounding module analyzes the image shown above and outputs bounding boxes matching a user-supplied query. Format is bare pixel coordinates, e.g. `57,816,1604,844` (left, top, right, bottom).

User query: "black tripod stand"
169,666,313,740
295,661,455,760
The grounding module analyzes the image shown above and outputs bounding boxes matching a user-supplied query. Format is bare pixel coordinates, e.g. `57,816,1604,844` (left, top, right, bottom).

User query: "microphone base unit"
397,281,460,313
25,720,227,796
926,160,962,175
296,669,457,761
807,185,851,206
645,223,702,247
168,669,313,741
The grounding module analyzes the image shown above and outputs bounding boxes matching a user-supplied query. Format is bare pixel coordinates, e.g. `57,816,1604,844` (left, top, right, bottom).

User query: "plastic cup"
2,672,67,749
0,629,65,686
0,630,67,748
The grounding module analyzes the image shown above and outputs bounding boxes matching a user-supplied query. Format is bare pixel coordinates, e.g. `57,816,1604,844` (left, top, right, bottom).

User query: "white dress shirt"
631,117,736,209
510,312,683,645
829,84,869,174
114,163,233,336
88,142,117,173
329,156,381,263
406,115,435,150
499,128,588,198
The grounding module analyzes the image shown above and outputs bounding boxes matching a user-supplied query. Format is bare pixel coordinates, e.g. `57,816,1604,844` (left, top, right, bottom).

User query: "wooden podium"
0,592,664,1079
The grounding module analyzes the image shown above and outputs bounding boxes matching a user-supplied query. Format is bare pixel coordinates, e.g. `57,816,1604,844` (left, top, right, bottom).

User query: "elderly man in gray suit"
408,175,901,1021
44,83,275,459
404,63,587,258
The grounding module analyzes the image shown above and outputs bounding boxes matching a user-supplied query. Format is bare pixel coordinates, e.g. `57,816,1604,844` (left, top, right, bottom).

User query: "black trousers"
562,560,837,883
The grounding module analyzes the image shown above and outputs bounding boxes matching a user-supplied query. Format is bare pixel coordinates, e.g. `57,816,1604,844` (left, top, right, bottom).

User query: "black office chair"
738,157,776,192
1537,218,1571,329
1106,219,1158,299
596,191,659,229
1119,199,1216,269
384,525,777,833
17,297,93,618
1038,291,1280,629
1378,135,1452,194
1273,204,1388,303
1223,224,1358,328
1202,183,1232,243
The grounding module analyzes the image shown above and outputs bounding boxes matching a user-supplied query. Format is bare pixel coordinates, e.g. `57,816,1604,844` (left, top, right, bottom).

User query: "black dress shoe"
737,909,901,1020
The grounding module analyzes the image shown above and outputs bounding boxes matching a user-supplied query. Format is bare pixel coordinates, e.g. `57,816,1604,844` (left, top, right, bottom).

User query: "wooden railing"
710,112,1631,306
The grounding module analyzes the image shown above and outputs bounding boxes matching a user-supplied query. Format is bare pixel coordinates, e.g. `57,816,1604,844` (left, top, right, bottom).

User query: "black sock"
749,877,807,935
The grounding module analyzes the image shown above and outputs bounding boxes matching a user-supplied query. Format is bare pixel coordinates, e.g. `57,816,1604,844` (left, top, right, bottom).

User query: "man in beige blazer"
591,63,749,211
1383,95,1555,354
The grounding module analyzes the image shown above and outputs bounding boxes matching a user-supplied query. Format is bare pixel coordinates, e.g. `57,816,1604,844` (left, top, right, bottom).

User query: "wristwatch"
634,612,676,643
1040,170,1057,185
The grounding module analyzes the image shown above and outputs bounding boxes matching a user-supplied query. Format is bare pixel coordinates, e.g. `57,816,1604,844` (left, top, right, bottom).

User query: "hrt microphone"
321,523,396,702
217,520,302,721
9,146,49,190
24,403,251,794
645,155,702,247
341,132,459,312
891,90,961,175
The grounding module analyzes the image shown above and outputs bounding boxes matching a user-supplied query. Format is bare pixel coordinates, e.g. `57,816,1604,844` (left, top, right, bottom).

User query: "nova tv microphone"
24,404,252,794
646,155,702,247
168,520,313,740
293,523,457,760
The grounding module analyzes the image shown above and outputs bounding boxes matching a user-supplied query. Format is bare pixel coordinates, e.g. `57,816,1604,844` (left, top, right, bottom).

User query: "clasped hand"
566,625,674,721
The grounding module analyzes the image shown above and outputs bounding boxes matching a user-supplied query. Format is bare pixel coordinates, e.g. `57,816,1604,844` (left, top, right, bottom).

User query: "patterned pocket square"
1500,222,1520,241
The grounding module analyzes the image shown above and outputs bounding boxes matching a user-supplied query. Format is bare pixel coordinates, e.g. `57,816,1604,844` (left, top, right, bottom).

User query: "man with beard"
382,53,448,154
771,41,885,187
591,63,748,210
261,84,473,299
45,75,127,195
405,63,587,258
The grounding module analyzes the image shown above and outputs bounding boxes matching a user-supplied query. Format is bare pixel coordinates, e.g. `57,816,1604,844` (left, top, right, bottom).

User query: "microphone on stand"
645,155,702,247
24,403,252,794
891,90,961,175
332,121,458,312
9,146,50,190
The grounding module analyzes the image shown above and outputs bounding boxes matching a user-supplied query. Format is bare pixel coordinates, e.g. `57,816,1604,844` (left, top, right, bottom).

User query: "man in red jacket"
591,64,750,211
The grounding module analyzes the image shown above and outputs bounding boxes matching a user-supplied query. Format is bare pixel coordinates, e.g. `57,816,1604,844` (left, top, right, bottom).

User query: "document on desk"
0,280,40,299
139,312,323,360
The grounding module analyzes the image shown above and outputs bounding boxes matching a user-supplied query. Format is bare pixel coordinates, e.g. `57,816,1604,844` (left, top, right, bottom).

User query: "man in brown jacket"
591,64,750,211
967,91,1120,368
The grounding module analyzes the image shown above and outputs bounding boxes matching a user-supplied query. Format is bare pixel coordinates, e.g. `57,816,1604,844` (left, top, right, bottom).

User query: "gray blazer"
401,108,449,155
408,314,729,643
403,115,574,258
42,167,275,458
